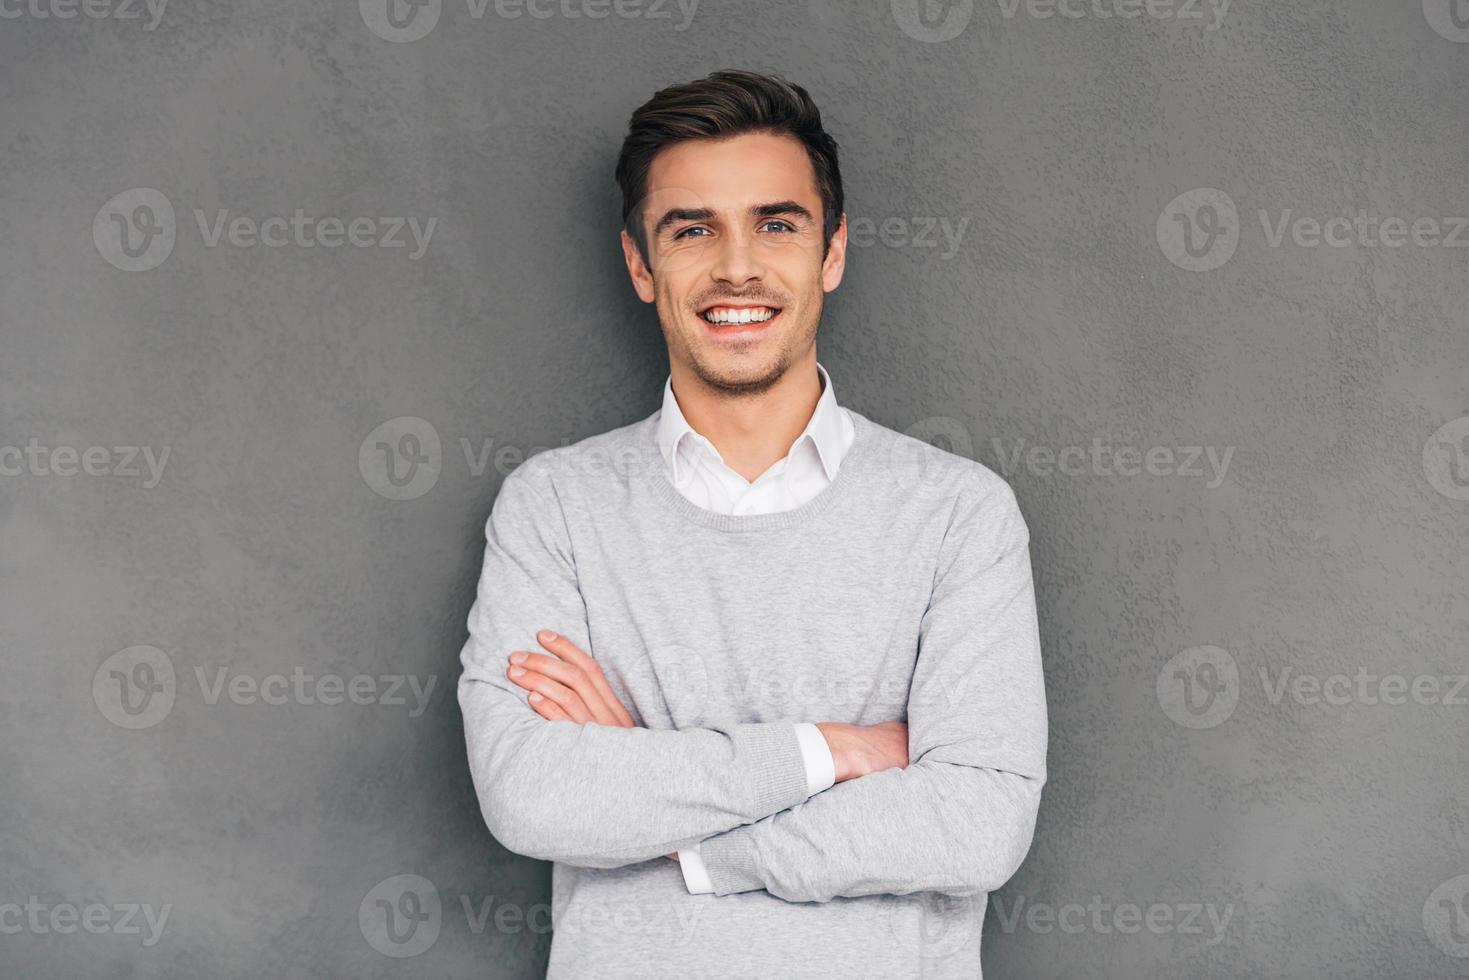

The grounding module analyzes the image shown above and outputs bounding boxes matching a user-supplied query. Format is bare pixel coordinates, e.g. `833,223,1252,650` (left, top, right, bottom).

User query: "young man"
457,69,1047,979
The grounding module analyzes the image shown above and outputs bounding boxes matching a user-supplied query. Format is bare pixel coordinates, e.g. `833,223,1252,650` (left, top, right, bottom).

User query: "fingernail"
539,629,557,642
529,692,543,702
509,652,526,665
509,666,525,678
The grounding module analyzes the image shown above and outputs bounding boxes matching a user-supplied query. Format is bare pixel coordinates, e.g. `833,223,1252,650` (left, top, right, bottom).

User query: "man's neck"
668,353,823,483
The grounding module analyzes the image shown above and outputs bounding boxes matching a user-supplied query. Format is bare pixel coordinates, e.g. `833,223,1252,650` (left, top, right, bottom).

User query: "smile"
699,305,781,326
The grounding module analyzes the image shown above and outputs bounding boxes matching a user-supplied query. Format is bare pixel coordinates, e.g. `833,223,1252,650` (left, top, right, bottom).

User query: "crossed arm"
457,458,1047,900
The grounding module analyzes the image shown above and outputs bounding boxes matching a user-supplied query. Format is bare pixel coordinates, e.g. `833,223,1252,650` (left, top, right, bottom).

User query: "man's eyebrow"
749,200,815,222
652,207,714,236
651,201,816,236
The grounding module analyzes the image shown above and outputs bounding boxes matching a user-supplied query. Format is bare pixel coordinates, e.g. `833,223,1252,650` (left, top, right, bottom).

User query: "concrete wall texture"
2,0,1467,977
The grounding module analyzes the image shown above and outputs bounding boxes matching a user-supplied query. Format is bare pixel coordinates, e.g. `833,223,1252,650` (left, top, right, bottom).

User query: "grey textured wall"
2,1,1466,977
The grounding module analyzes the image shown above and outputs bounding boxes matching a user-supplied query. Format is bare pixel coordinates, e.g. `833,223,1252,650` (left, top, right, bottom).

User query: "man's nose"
709,229,764,286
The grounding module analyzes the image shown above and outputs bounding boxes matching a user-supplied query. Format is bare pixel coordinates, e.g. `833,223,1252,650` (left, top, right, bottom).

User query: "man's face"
621,131,847,395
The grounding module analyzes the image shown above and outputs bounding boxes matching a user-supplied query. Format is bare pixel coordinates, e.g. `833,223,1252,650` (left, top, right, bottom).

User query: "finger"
535,632,624,715
528,691,571,722
510,650,621,726
506,664,593,724
537,630,637,728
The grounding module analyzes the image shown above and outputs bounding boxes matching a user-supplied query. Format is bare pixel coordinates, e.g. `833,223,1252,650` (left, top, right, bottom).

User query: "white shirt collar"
654,361,848,487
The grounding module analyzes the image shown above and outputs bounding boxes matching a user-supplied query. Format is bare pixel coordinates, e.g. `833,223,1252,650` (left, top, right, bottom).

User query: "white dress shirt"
653,361,855,894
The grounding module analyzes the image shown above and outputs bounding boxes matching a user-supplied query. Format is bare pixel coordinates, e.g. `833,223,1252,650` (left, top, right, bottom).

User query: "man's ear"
620,229,657,304
821,212,848,294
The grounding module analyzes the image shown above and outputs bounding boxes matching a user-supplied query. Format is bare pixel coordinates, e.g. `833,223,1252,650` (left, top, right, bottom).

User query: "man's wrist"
793,722,836,795
697,825,764,896
814,722,854,782
677,844,715,894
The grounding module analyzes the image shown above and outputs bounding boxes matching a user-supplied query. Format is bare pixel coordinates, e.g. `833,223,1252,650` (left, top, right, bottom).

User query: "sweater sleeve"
693,473,1048,902
457,458,813,869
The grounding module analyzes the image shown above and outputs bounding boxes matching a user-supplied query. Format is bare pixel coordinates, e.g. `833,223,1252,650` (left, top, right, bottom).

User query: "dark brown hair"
615,69,844,265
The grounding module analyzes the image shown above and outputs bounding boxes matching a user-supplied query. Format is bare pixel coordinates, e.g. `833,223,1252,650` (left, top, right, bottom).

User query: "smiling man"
457,69,1047,979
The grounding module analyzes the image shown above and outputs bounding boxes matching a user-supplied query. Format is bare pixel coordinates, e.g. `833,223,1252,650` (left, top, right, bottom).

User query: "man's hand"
505,630,909,860
506,629,676,860
505,628,636,728
814,721,909,783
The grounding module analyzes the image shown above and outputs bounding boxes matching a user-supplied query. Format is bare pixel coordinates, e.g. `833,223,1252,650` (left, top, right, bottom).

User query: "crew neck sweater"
457,406,1048,980
654,360,855,890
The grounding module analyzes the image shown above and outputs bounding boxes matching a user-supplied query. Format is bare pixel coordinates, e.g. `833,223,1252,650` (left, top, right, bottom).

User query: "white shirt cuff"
793,722,837,796
677,844,715,894
678,725,833,895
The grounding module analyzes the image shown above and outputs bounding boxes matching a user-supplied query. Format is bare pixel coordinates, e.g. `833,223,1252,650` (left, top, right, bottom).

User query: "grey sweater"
457,407,1048,979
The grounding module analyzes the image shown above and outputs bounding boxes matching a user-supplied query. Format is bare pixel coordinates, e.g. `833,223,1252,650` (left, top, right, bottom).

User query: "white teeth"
703,307,777,325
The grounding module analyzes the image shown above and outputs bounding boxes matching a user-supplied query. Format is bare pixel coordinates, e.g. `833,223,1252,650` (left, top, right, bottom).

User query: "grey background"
2,0,1466,977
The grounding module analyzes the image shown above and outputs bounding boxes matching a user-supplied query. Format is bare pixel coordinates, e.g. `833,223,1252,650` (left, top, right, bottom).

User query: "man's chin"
688,349,789,395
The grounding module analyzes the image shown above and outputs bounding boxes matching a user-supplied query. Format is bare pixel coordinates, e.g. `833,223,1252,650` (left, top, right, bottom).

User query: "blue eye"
673,226,710,240
760,220,795,233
